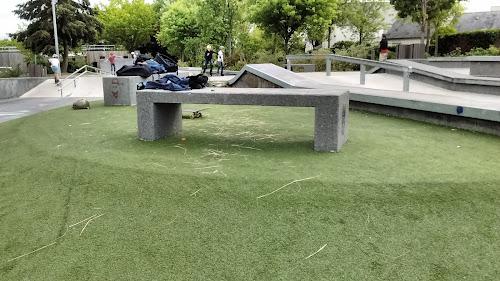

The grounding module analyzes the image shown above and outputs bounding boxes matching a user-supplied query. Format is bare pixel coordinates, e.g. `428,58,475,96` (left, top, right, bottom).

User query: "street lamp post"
51,0,59,57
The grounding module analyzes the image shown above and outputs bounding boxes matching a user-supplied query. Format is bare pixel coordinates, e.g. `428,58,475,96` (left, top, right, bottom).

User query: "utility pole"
51,0,60,57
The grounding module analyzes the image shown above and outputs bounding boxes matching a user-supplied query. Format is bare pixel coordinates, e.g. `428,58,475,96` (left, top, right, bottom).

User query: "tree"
390,0,463,46
430,2,464,55
157,0,200,62
12,0,102,73
251,0,340,54
341,0,390,44
97,0,157,52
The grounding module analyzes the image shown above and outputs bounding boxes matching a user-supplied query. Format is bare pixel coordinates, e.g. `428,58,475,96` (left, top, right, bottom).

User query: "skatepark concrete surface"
0,97,102,123
1,65,500,135
21,76,107,98
299,71,500,112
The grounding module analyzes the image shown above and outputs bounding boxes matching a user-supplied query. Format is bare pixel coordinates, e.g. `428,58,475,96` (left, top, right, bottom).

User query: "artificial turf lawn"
0,101,499,280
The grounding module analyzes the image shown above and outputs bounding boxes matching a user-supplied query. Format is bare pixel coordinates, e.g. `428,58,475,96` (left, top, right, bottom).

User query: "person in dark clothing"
379,34,389,61
203,45,218,76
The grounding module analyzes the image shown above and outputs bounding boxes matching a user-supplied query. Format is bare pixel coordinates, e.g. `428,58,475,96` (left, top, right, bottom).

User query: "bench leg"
314,97,349,152
137,102,182,140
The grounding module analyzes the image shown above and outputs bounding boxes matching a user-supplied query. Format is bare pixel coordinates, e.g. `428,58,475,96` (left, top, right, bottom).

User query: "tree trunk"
272,34,277,54
434,28,439,57
327,26,332,49
284,36,290,55
425,22,431,53
420,0,427,45
62,43,69,73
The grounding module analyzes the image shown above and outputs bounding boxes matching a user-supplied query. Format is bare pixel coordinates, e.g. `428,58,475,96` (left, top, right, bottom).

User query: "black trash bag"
116,64,152,78
154,53,178,73
135,54,151,64
187,74,209,89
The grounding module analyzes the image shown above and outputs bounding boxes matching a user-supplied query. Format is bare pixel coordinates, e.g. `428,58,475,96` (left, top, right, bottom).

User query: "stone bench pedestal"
103,76,149,106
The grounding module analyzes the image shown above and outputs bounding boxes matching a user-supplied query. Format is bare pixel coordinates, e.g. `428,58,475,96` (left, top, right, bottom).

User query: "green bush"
0,65,23,78
293,48,332,72
465,45,500,56
332,43,372,71
438,29,500,55
443,47,464,57
330,41,356,53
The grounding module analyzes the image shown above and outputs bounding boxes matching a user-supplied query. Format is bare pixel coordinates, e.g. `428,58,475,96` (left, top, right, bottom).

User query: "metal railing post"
403,66,411,92
360,64,366,85
326,58,331,76
286,59,291,71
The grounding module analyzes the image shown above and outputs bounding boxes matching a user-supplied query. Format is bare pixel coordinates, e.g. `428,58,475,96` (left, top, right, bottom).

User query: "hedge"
438,29,500,55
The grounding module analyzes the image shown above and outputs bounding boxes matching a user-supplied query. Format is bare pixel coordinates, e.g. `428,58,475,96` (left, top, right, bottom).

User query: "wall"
0,51,28,73
0,77,49,99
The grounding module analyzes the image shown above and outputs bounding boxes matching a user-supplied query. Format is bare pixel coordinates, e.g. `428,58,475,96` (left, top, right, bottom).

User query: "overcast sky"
1,0,499,40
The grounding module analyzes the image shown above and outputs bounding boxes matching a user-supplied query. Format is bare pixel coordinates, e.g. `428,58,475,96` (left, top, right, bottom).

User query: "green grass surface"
1,101,499,280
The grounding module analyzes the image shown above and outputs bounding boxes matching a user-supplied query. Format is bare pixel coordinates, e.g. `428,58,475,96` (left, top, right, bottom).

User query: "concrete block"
103,76,149,106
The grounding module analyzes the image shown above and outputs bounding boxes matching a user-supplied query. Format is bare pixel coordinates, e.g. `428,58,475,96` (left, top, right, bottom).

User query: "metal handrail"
286,54,413,92
59,65,111,97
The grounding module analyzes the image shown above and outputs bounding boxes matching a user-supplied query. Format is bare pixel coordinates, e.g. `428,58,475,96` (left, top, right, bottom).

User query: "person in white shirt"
48,54,61,84
217,46,224,76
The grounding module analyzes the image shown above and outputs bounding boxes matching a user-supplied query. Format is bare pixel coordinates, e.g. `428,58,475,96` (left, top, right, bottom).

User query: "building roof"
456,11,500,32
386,11,500,39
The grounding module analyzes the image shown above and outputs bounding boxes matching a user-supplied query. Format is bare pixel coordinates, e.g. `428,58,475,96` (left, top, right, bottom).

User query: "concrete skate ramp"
228,64,325,88
21,76,104,98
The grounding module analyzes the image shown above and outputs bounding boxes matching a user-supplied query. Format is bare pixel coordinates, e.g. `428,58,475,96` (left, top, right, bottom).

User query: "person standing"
48,54,61,84
105,52,117,75
217,46,225,76
379,34,389,61
131,51,137,64
203,45,218,76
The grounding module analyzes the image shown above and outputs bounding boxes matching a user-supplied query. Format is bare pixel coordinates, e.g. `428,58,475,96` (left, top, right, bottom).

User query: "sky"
1,0,499,40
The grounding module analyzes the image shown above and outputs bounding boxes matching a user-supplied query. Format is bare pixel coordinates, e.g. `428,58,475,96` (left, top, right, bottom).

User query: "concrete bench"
283,64,315,72
136,88,349,152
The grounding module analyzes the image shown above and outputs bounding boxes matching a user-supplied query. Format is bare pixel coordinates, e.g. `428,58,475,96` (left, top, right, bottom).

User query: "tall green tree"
12,0,102,73
390,0,463,46
157,0,200,62
430,2,464,55
251,0,340,54
97,0,157,51
341,0,390,44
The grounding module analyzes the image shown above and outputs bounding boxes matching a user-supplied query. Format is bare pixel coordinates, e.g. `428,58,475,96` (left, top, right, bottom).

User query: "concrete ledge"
0,77,50,99
351,101,500,136
470,61,500,78
137,88,349,152
386,60,500,95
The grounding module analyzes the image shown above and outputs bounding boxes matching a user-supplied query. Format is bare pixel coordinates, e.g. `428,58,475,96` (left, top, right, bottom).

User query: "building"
305,1,397,51
386,10,500,45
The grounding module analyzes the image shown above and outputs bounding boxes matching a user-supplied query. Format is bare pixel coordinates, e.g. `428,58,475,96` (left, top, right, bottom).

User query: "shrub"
438,29,500,55
332,43,372,71
443,47,464,57
0,65,23,78
253,50,285,65
330,41,356,53
293,48,332,72
465,45,500,56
